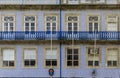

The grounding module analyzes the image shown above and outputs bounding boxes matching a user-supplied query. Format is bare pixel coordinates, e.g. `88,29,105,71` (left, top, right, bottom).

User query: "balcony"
0,31,120,41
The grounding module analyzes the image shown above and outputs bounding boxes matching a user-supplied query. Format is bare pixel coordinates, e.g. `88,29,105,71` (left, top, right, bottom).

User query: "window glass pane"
47,23,50,26
25,16,35,21
4,23,8,26
52,60,57,66
46,17,51,21
67,55,72,60
95,61,99,66
31,23,35,26
113,61,117,66
73,17,77,21
88,61,93,66
89,25,92,32
74,26,77,31
3,61,8,67
67,61,72,66
107,61,112,66
52,23,56,26
73,61,78,66
4,26,8,31
9,61,14,66
10,23,13,26
24,60,29,66
47,26,50,31
10,27,13,31
52,16,56,21
67,49,72,54
30,60,35,66
74,55,78,60
68,26,72,31
68,16,72,21
74,49,78,54
46,60,51,66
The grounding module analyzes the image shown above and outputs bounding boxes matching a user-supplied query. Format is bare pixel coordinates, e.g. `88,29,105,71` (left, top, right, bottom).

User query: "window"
68,0,79,4
87,47,101,67
2,48,15,67
62,0,80,4
2,16,15,31
23,48,37,67
24,16,36,32
45,15,58,32
45,48,58,67
106,48,118,67
66,15,79,32
107,15,118,31
66,48,79,67
85,0,105,4
88,16,100,32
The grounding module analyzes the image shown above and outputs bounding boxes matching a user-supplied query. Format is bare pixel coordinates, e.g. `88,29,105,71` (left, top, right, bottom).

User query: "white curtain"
24,49,36,59
107,16,118,31
46,48,57,59
107,49,118,60
3,49,14,61
88,56,99,61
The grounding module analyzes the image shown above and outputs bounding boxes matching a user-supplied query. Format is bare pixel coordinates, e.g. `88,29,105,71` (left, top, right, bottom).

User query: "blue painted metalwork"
0,31,120,40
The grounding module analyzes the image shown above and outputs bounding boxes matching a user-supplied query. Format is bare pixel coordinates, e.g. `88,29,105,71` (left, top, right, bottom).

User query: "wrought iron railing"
0,31,119,40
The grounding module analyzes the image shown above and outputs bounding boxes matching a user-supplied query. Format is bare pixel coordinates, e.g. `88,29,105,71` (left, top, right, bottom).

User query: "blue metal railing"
0,31,120,40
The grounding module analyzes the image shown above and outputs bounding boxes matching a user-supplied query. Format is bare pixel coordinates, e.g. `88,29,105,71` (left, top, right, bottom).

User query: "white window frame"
66,14,80,32
24,15,37,32
87,47,101,68
45,14,58,32
87,15,100,32
23,48,37,68
65,47,80,68
1,48,15,68
2,16,15,32
44,47,59,68
106,48,119,68
106,15,118,31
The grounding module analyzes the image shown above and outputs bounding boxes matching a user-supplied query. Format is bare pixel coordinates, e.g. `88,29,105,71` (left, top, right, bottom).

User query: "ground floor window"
45,48,58,68
23,48,37,67
87,47,101,67
106,48,118,67
66,47,79,67
2,48,15,68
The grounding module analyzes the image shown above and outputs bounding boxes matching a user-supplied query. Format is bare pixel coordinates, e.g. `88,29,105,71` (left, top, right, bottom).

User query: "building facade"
0,0,120,78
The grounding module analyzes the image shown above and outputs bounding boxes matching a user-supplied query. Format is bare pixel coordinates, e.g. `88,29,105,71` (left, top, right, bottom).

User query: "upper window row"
1,15,119,32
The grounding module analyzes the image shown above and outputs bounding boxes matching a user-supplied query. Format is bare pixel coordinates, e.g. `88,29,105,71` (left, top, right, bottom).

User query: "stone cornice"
0,40,120,45
0,4,120,10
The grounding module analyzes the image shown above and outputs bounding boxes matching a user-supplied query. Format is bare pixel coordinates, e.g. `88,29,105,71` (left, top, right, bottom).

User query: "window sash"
67,16,79,31
66,48,79,67
88,16,99,32
24,16,36,31
2,16,15,31
45,15,57,31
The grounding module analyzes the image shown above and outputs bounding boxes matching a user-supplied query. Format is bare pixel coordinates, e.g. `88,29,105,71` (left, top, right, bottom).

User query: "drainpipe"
60,0,62,77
